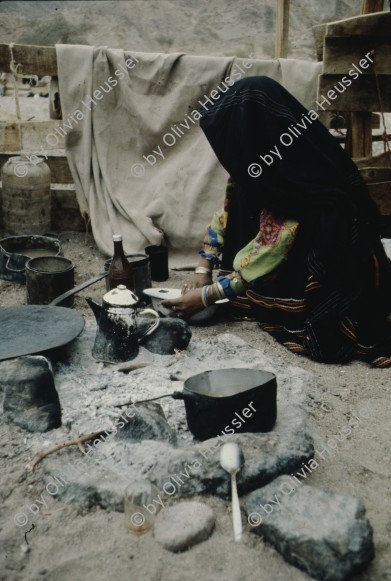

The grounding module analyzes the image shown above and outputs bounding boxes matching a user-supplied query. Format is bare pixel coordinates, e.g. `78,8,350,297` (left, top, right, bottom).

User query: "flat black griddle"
0,305,85,360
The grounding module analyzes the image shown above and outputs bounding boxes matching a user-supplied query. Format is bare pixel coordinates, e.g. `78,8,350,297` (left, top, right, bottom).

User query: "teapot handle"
137,308,160,342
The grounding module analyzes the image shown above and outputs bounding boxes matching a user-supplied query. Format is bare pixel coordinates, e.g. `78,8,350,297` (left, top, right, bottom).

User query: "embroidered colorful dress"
201,177,299,297
199,76,391,368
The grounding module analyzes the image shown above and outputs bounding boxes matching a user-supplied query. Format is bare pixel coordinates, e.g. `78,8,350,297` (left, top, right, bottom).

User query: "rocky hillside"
0,0,362,60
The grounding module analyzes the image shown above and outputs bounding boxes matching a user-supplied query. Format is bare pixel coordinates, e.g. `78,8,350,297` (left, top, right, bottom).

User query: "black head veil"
200,76,378,223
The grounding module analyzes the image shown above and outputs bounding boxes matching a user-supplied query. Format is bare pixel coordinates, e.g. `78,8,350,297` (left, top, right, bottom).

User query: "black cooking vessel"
127,368,277,441
177,368,277,440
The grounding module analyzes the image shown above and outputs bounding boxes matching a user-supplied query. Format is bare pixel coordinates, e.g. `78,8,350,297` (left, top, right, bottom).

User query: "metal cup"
144,245,169,282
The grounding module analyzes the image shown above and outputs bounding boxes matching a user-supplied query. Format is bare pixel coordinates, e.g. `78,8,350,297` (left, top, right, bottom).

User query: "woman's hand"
182,272,212,294
161,288,205,317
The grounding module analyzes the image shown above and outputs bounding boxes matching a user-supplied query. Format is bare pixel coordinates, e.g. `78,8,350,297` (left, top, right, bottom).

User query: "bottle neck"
113,240,126,258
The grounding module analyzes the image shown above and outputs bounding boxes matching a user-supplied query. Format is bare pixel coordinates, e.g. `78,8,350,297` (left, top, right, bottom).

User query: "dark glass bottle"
108,234,134,291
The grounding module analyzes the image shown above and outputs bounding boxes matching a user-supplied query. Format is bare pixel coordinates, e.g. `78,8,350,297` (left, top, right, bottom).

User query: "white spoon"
220,442,244,542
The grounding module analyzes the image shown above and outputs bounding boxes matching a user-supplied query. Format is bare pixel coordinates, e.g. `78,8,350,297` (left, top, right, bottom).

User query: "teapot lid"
103,285,139,306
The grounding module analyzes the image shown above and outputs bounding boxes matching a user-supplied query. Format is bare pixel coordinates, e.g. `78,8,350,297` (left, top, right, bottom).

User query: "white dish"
143,288,181,316
142,287,228,322
143,287,182,301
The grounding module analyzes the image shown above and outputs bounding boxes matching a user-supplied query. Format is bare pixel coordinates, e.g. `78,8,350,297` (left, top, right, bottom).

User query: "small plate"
143,287,181,301
143,287,228,304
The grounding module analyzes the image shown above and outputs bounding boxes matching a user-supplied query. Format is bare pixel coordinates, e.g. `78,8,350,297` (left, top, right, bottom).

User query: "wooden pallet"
318,11,391,113
316,8,391,222
317,10,391,161
0,43,84,232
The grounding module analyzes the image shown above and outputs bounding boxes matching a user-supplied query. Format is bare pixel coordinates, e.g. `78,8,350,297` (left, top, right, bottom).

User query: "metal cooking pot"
0,235,63,284
134,368,277,441
180,368,277,440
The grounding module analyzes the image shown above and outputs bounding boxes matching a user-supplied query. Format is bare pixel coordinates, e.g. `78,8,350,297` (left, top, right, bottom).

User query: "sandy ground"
0,229,390,581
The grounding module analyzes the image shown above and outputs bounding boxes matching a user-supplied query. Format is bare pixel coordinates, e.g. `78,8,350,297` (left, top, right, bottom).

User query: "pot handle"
135,391,197,402
117,390,194,406
49,272,108,306
128,391,184,405
137,308,160,342
5,255,26,273
171,390,198,401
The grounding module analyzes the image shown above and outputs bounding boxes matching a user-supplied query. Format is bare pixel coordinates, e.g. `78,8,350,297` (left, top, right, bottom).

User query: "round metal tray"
0,305,85,360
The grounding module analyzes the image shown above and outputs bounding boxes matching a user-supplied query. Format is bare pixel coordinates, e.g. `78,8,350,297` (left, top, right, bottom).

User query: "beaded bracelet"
195,266,212,275
205,282,225,303
213,282,226,300
201,285,210,308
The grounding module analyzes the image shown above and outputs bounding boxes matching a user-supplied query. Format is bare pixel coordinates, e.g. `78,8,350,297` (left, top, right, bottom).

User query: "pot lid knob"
103,285,139,306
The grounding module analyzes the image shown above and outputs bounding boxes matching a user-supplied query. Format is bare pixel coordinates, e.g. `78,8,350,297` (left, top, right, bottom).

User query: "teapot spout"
85,297,102,321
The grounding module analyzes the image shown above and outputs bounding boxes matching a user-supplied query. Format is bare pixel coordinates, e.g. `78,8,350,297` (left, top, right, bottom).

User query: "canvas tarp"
56,45,323,264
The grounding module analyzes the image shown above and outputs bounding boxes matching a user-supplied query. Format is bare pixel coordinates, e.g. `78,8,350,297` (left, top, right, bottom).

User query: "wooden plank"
367,181,391,214
275,0,290,59
372,113,380,128
333,133,390,144
346,112,372,158
326,11,390,37
361,0,385,14
312,24,327,61
315,9,389,64
360,166,391,182
0,121,65,152
0,153,73,184
356,152,391,168
317,74,391,111
330,112,380,129
0,44,57,77
323,36,391,75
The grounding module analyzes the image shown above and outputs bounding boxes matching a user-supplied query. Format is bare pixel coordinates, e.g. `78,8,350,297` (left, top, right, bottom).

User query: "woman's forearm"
196,255,214,272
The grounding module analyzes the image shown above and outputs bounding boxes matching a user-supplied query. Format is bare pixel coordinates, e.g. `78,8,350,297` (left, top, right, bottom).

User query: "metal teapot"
86,285,160,363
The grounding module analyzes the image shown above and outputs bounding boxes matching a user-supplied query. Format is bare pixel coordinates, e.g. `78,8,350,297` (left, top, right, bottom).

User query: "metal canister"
26,256,75,307
1,156,51,235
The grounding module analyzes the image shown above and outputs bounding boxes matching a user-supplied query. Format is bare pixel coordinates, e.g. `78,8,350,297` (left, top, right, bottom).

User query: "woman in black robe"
162,76,391,367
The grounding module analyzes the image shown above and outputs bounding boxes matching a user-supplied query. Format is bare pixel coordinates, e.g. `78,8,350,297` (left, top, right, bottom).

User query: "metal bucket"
26,256,75,307
1,156,51,235
104,254,151,305
0,235,63,284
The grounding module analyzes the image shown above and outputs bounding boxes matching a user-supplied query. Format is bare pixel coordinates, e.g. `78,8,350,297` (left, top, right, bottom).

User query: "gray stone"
42,403,314,511
115,401,177,446
153,501,215,552
245,475,374,581
138,317,192,354
0,356,61,432
148,404,314,499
